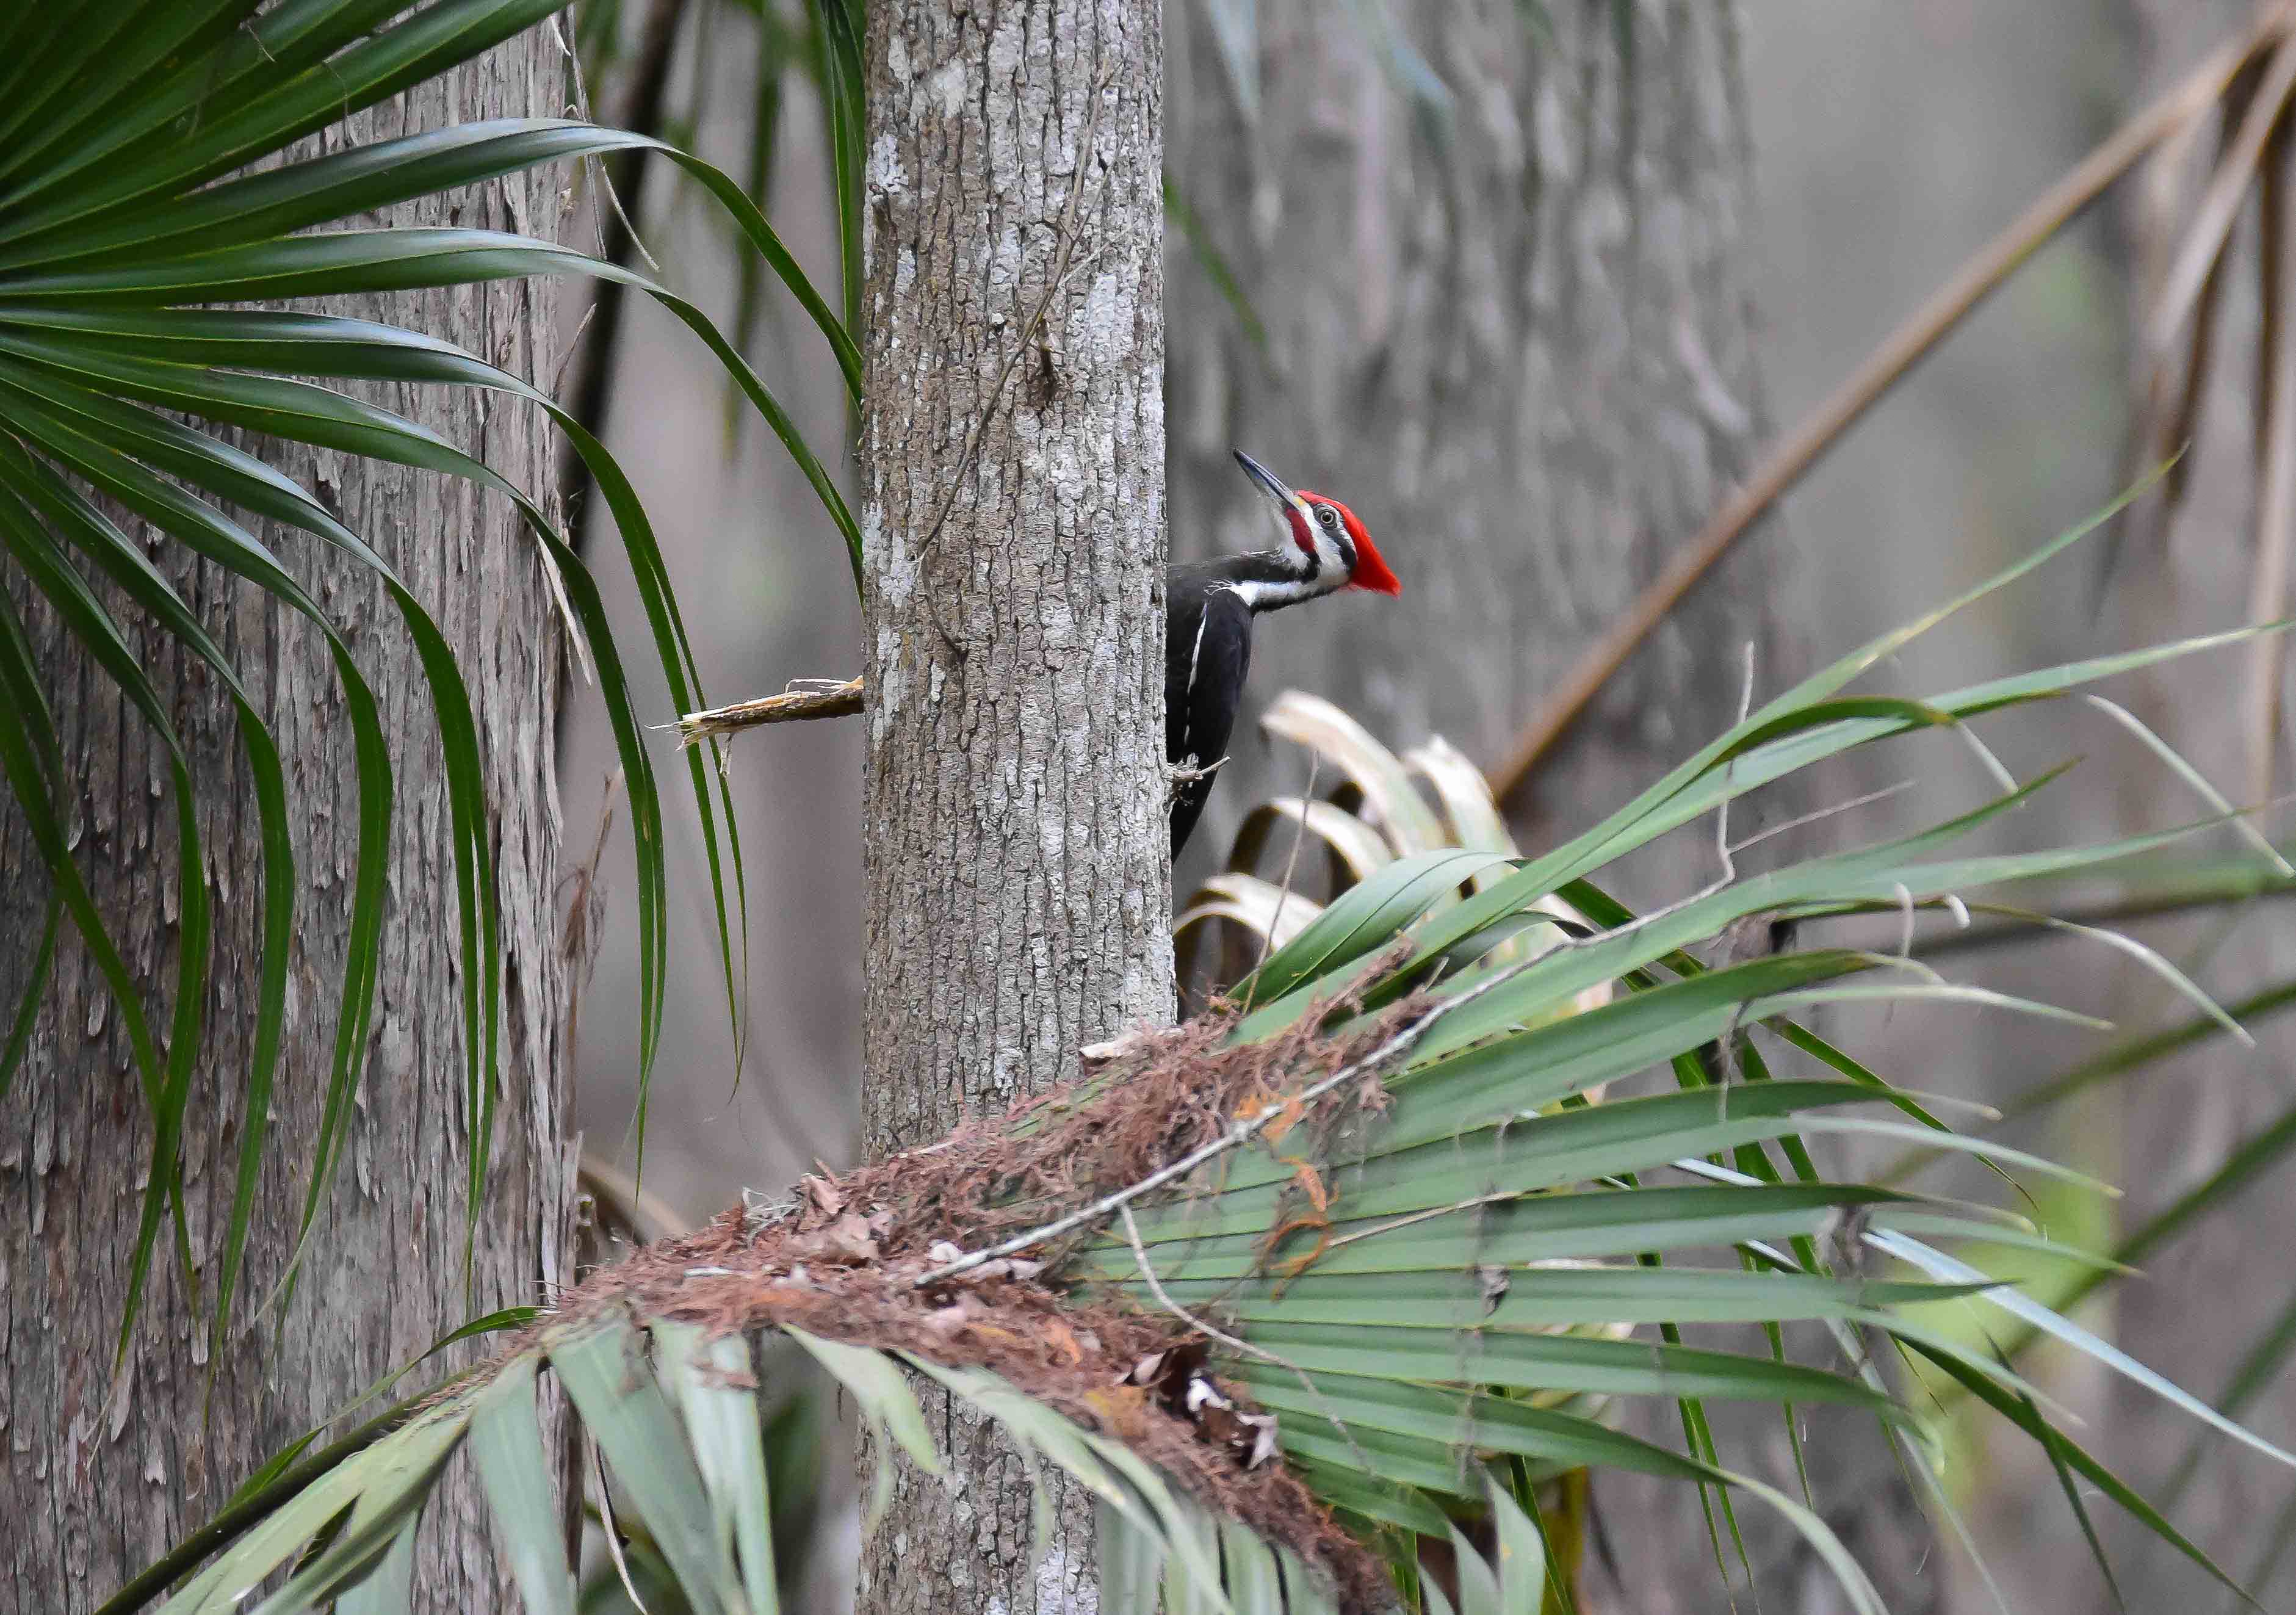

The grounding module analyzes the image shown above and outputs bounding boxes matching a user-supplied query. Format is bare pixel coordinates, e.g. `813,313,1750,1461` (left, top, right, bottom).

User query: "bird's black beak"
1233,449,1299,510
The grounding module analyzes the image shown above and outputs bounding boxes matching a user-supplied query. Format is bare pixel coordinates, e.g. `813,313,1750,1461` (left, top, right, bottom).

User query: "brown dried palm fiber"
865,971,1432,1263
477,976,1441,1613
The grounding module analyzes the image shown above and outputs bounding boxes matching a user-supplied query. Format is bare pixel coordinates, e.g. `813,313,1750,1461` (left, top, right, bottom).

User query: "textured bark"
1166,3,1933,1609
854,2,1169,1610
0,38,572,1615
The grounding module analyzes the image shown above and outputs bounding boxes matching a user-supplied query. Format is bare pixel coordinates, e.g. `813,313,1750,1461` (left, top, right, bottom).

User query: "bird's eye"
1317,507,1339,530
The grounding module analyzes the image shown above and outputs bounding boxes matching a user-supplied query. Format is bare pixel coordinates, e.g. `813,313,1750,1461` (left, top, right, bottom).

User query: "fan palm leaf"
0,2,858,1360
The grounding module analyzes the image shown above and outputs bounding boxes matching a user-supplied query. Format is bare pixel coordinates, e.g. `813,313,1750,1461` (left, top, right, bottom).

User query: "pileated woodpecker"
1166,450,1403,857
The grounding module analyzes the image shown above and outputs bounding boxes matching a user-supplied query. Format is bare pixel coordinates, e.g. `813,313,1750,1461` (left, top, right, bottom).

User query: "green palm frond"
114,505,2296,1613
0,2,857,1361
103,1312,1273,1615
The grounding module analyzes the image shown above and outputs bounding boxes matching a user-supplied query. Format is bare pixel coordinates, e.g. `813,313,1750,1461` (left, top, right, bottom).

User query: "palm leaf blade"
468,1356,577,1615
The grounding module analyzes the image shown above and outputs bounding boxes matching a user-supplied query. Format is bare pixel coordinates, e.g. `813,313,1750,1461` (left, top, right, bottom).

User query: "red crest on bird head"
1300,491,1401,596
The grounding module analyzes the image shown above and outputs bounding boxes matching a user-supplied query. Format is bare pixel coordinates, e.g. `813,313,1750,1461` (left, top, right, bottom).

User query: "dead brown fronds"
541,1217,1391,1609
848,972,1423,1274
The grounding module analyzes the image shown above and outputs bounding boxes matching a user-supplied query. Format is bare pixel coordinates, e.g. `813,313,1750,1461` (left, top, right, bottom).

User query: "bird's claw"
1167,753,1229,800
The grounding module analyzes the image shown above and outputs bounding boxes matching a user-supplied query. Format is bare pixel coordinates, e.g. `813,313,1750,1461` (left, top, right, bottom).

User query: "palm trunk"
0,34,572,1614
854,2,1171,1610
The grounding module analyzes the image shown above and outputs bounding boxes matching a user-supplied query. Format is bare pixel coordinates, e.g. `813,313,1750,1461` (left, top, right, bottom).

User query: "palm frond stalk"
112,507,2296,1614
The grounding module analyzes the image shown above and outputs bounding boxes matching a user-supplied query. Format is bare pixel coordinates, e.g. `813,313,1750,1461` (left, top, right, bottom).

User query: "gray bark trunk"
1165,3,1933,1608
855,3,1171,1612
0,35,572,1615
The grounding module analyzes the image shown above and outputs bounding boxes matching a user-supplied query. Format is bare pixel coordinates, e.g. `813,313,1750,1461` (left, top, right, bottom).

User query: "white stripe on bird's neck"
1227,527,1348,612
1228,572,1340,612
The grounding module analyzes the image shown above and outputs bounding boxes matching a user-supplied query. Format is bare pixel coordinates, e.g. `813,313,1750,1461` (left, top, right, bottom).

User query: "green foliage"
107,507,2296,1612
0,2,857,1366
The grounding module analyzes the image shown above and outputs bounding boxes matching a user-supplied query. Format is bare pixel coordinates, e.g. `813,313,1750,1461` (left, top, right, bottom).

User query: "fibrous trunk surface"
0,35,572,1614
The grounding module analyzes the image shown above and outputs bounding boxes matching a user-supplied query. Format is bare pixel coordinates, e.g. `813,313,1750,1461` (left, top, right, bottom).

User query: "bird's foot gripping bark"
1166,753,1229,798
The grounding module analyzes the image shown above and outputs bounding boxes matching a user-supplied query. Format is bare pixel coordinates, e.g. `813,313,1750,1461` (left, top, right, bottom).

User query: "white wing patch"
1179,597,1217,761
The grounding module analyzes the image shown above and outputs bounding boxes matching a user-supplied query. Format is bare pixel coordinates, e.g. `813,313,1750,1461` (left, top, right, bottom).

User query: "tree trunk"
0,35,572,1615
854,2,1169,1610
1164,3,1934,1608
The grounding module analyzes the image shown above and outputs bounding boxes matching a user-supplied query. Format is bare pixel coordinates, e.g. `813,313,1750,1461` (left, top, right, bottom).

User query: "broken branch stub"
677,676,864,743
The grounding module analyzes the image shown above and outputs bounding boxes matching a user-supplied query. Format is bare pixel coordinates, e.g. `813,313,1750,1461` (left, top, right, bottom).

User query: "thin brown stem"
2146,52,2264,520
2148,29,2296,360
2256,125,2296,803
2255,64,2288,476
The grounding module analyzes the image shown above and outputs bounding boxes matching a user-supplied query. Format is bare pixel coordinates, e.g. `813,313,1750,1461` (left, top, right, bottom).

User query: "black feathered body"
1164,549,1338,857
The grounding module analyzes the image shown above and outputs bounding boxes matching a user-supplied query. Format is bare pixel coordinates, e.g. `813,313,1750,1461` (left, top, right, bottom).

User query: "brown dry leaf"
1042,1317,1087,1365
1262,1215,1334,1287
787,1213,876,1265
922,1303,974,1339
1083,1383,1153,1441
748,1284,816,1308
798,1172,845,1226
1282,1157,1330,1214
691,1356,762,1393
1235,1085,1307,1144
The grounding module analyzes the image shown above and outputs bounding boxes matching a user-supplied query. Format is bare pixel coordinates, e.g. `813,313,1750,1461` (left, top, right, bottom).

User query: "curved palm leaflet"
0,1,862,1369
98,480,2296,1611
